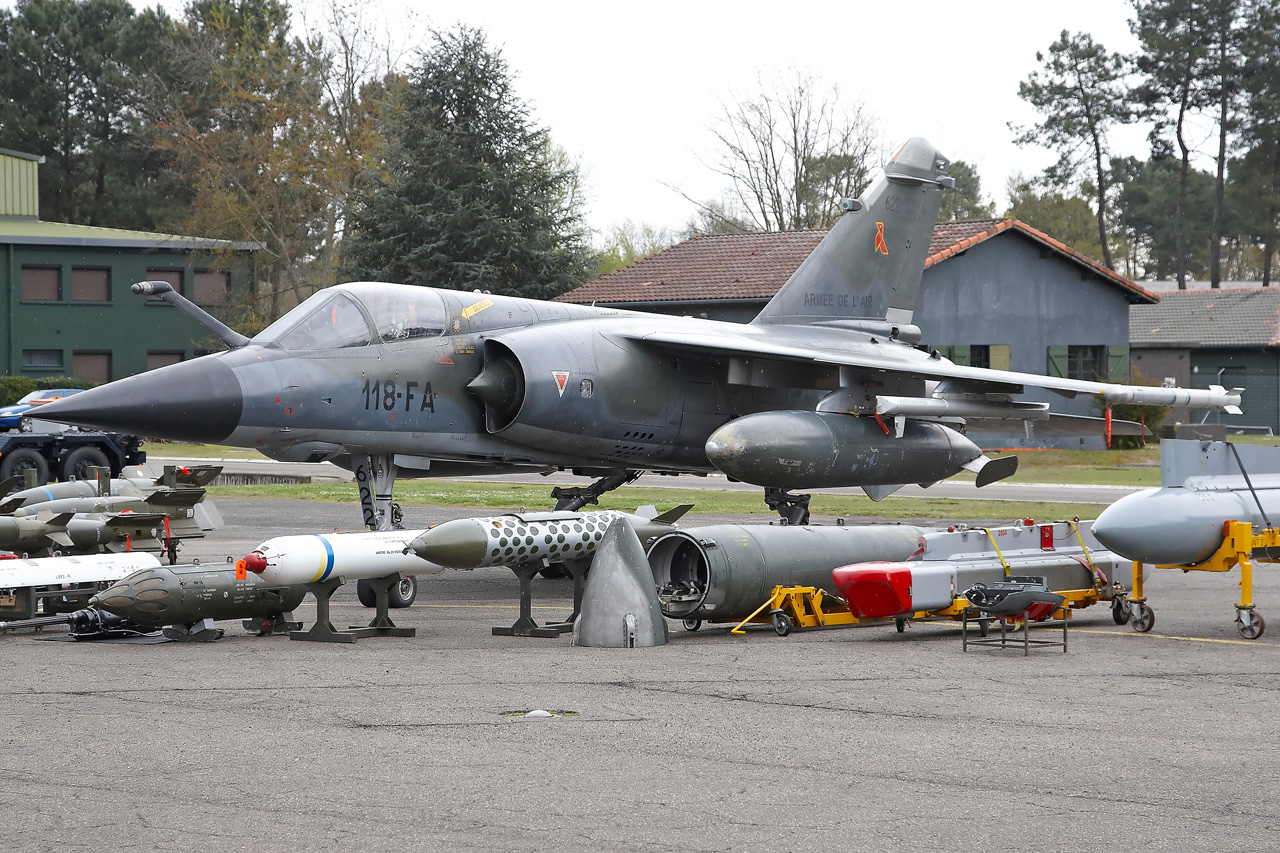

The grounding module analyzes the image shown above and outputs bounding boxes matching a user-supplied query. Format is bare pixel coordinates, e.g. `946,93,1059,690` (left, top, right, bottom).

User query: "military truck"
0,430,145,484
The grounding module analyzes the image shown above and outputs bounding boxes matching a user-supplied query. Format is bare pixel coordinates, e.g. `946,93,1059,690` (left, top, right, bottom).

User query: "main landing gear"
551,470,644,511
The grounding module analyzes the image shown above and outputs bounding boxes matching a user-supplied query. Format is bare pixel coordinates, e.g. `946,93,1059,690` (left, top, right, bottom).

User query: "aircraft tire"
389,575,417,608
355,579,376,608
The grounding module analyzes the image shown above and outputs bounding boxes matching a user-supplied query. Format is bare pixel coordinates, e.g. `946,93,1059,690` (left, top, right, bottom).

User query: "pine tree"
343,26,592,300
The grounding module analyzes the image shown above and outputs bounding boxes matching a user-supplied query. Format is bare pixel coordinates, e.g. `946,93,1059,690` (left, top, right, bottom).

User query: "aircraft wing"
619,328,1243,413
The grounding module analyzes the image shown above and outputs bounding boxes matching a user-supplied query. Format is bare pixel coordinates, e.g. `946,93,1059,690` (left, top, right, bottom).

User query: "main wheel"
389,575,417,608
355,579,376,608
682,618,702,632
0,447,49,484
59,446,110,482
1111,597,1132,625
771,611,792,637
1131,602,1155,633
1237,609,1266,640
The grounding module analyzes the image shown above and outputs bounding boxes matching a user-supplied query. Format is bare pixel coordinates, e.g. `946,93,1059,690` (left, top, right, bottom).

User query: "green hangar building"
0,147,257,384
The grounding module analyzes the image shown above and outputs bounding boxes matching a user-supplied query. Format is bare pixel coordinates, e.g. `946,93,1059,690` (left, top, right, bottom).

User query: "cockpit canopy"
252,283,448,351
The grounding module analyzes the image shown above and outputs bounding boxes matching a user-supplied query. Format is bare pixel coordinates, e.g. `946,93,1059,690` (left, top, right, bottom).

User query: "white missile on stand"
236,528,446,643
0,551,164,622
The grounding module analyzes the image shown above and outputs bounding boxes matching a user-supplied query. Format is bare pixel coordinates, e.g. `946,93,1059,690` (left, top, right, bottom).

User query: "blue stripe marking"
312,534,335,582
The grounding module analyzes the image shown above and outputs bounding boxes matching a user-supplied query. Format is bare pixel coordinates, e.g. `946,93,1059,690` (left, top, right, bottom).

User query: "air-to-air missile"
831,519,1135,626
0,463,221,507
1,563,307,640
1093,439,1280,566
238,528,444,642
0,510,177,558
646,523,929,627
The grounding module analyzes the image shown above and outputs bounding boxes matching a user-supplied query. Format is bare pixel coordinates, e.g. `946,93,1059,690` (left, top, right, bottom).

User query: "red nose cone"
239,551,268,574
832,563,914,619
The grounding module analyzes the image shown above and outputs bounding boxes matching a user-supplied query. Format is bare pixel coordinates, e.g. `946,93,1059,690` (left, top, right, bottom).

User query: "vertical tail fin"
752,137,951,327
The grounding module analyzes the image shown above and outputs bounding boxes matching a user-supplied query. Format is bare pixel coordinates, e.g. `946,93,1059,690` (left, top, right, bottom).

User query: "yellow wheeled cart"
730,585,866,636
1128,520,1272,639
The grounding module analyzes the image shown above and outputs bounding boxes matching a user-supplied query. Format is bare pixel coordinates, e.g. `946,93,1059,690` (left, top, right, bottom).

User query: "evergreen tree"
1012,30,1133,270
937,160,995,221
343,26,593,300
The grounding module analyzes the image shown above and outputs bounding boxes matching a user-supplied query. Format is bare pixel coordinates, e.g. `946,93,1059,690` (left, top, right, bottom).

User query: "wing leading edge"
616,327,1243,414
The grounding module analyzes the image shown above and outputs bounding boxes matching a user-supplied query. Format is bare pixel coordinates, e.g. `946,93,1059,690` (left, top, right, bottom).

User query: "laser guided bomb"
1094,439,1280,566
92,565,307,639
645,523,929,627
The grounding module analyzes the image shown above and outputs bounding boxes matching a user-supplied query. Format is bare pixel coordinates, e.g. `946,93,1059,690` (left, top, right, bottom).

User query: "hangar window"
22,350,63,370
194,270,229,304
1047,345,1123,381
146,351,184,371
72,267,110,302
273,293,373,351
21,266,60,301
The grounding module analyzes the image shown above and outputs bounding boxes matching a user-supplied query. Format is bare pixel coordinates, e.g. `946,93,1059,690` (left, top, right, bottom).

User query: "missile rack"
1127,520,1272,639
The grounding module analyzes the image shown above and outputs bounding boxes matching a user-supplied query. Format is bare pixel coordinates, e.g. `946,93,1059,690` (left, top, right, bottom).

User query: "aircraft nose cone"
35,356,243,443
407,520,488,569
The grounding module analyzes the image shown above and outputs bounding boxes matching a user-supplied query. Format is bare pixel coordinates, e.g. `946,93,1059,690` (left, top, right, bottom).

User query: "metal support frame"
1128,519,1271,639
492,561,589,638
962,606,1068,655
290,577,357,643
348,572,415,638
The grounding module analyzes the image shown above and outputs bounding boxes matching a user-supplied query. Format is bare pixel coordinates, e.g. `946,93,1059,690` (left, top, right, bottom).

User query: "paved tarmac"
3,497,1279,852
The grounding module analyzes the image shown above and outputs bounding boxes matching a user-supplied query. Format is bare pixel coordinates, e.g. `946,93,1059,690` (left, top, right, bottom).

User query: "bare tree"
705,70,881,232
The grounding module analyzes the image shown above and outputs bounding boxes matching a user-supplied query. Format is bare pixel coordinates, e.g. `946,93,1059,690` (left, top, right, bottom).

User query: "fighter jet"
36,138,1241,527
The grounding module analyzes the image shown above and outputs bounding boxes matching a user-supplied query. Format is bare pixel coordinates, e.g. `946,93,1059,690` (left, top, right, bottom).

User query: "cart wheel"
895,617,906,633
682,618,702,632
1111,597,1132,625
1236,609,1266,640
1131,602,1155,633
771,611,792,637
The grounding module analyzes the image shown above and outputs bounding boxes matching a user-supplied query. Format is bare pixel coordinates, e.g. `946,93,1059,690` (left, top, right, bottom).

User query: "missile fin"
964,454,1020,488
863,483,905,501
0,496,24,515
48,532,74,547
650,504,694,524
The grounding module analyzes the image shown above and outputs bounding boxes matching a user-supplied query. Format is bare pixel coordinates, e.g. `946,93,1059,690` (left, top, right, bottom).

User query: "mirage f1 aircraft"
38,138,1241,527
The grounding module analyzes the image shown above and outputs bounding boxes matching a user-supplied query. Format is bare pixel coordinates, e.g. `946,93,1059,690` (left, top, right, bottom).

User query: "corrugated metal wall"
0,154,40,217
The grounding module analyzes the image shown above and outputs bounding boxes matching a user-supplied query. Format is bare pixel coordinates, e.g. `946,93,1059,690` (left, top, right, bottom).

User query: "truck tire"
0,447,50,484
59,446,111,482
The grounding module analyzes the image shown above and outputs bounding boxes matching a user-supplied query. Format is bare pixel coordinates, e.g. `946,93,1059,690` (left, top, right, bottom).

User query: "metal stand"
347,572,415,638
962,607,1068,655
492,561,589,638
290,577,357,643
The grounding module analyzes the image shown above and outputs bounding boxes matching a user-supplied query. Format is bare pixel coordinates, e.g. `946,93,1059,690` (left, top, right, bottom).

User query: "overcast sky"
8,0,1168,242
373,0,1152,242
